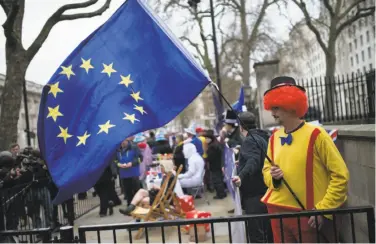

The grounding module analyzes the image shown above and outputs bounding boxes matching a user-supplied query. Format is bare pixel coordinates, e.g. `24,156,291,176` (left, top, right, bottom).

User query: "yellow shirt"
261,123,349,211
198,136,208,159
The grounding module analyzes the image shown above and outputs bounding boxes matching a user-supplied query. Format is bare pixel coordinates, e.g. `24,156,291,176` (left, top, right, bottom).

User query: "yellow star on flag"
77,131,91,146
98,120,116,134
57,126,73,144
102,63,117,77
80,58,94,73
47,105,63,122
131,91,144,103
123,113,140,124
48,82,63,98
119,74,134,87
134,105,147,115
60,65,75,80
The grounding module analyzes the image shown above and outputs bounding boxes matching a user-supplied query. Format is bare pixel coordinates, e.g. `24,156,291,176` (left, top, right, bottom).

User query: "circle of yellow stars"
46,58,147,146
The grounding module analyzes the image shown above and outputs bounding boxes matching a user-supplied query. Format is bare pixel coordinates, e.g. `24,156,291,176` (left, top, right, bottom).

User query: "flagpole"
188,0,222,106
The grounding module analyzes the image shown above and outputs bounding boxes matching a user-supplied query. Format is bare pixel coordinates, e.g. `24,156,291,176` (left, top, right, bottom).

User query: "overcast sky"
0,0,305,85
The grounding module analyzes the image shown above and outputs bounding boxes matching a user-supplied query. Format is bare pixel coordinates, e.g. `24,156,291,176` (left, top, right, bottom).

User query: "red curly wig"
263,86,308,118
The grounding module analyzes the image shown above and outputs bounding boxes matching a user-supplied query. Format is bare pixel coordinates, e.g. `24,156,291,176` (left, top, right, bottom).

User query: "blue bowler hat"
134,132,146,143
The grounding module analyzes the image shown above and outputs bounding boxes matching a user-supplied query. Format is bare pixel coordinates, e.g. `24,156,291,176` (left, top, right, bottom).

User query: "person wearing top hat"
221,110,243,149
261,76,349,243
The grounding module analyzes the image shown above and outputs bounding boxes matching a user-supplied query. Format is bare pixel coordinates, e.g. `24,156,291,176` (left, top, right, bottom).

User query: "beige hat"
159,160,174,173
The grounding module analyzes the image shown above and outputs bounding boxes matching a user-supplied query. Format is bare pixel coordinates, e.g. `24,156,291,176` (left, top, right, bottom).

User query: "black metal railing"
0,177,120,232
73,206,374,243
0,205,374,243
0,227,52,243
298,70,375,124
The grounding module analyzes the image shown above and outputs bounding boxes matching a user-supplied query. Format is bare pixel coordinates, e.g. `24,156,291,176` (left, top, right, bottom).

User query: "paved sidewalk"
74,192,236,243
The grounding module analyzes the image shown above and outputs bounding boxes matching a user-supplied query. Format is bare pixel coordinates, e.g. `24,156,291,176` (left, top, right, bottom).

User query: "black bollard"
60,226,74,243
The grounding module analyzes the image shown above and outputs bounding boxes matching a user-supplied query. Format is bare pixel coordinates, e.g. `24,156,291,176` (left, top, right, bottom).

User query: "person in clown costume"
261,76,349,243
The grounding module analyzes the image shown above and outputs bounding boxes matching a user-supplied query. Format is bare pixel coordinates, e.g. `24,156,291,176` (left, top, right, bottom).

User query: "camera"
16,148,46,177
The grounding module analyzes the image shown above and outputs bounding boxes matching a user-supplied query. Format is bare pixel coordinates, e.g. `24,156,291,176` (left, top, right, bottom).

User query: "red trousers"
267,205,336,243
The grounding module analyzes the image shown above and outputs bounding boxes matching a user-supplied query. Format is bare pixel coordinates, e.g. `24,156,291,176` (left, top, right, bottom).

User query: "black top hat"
264,76,305,96
223,110,238,125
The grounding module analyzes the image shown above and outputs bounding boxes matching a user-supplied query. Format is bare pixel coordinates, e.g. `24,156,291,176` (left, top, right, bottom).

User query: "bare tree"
218,0,280,86
0,0,112,150
292,0,375,116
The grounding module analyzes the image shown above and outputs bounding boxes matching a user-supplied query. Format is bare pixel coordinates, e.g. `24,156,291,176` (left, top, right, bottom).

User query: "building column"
253,60,280,129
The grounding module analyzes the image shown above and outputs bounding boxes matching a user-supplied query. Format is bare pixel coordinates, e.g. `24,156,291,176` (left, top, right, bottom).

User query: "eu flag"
37,0,210,203
232,86,244,112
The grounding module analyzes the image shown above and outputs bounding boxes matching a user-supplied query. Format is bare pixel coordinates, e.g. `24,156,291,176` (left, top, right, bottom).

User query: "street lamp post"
188,0,223,106
22,79,31,146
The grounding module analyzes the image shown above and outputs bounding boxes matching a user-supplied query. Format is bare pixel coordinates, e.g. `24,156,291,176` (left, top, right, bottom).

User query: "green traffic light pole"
188,0,223,107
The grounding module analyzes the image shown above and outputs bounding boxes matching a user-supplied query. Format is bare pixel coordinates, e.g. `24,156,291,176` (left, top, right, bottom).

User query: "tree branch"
60,0,111,21
336,6,375,38
180,36,205,61
292,0,329,55
26,0,111,60
247,0,270,47
322,0,335,17
338,0,363,20
2,1,20,42
0,0,11,15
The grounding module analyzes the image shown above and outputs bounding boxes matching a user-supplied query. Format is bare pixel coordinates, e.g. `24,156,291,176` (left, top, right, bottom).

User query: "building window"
362,50,365,61
351,57,354,66
354,39,357,49
356,54,359,64
360,35,363,46
357,68,360,73
348,28,351,37
366,31,370,42
359,19,362,28
370,63,373,70
368,47,372,59
349,42,352,52
363,66,367,73
353,25,356,35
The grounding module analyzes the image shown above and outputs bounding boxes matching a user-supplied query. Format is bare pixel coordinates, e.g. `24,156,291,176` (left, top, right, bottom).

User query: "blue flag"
223,145,236,199
232,86,244,112
37,0,210,203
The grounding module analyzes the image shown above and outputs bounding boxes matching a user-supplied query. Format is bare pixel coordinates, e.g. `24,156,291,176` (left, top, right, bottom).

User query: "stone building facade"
0,74,43,149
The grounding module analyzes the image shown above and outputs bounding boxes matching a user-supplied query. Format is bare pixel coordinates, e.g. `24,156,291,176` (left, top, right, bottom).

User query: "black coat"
206,135,223,172
95,166,113,187
152,141,173,155
238,129,270,197
172,143,186,173
227,127,243,148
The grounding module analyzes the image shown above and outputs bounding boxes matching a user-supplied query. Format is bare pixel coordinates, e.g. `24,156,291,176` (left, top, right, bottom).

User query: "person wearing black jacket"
94,165,115,217
152,140,173,155
205,130,226,199
172,134,186,173
232,111,272,243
